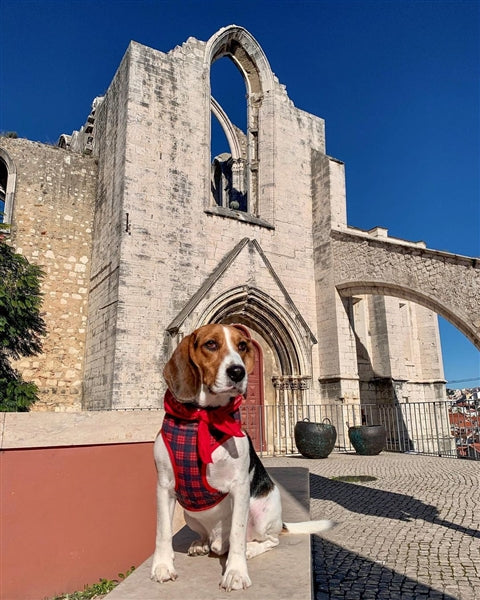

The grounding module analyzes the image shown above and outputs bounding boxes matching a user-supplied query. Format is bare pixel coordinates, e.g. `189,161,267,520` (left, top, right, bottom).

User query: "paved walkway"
262,453,479,600
105,467,313,600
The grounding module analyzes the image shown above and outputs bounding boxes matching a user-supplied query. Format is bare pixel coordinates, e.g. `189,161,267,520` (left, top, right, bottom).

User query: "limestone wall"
0,137,96,409
82,49,130,408
83,37,331,408
354,294,445,404
311,151,359,401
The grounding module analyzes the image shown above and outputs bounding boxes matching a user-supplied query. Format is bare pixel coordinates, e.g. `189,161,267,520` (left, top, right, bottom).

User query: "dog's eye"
238,341,247,352
204,339,218,351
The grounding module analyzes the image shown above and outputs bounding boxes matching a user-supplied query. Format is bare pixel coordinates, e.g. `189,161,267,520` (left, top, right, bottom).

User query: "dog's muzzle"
226,365,246,383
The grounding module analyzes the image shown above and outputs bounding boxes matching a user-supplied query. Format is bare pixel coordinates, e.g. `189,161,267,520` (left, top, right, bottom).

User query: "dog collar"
162,390,245,464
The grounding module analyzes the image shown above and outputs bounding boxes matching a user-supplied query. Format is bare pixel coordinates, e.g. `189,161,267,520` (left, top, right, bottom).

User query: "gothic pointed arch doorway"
198,285,317,454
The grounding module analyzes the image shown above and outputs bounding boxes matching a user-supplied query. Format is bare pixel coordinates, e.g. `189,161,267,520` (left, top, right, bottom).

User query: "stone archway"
0,148,17,225
204,25,275,94
331,228,480,349
204,25,276,222
197,285,315,454
198,285,313,378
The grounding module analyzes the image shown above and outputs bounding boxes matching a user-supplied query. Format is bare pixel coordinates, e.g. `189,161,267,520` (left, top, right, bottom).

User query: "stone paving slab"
262,453,480,600
105,467,314,600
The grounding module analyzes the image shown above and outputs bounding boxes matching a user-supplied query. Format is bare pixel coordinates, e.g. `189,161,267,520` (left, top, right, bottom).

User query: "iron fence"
102,398,479,461
240,399,480,461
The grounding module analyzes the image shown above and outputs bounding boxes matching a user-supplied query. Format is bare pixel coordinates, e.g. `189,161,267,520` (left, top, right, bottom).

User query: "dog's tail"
282,520,334,535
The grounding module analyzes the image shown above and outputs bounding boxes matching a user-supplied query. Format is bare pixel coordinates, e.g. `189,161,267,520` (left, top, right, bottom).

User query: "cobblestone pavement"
264,453,479,600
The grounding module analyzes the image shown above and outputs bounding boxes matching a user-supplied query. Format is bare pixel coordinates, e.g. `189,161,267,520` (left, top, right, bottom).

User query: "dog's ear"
163,334,200,402
231,323,251,339
231,324,255,375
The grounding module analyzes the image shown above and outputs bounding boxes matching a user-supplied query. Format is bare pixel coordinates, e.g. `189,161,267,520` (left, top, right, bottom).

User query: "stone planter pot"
294,418,337,459
348,424,387,455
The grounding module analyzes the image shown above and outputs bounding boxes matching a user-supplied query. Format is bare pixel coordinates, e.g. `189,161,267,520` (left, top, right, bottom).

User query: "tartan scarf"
162,389,245,464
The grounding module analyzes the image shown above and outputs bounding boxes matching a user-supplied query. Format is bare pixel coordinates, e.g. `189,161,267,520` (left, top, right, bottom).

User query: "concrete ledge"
0,410,164,449
105,467,313,600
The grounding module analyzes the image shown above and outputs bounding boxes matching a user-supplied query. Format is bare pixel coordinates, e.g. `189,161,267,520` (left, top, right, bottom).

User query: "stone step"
105,466,313,600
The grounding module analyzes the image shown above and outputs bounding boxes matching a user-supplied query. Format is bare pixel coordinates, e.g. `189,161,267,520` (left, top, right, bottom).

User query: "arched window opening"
0,159,7,223
0,150,17,225
205,27,275,225
211,55,247,135
210,57,249,212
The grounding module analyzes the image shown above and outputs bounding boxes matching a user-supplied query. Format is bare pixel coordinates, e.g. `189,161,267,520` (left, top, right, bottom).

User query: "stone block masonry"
0,137,97,410
82,35,331,408
331,226,480,349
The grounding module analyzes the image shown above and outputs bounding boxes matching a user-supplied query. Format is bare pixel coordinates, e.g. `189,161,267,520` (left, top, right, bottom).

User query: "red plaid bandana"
162,390,245,464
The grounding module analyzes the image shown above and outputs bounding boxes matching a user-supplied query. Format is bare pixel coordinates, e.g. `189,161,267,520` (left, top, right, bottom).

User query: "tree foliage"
0,237,46,410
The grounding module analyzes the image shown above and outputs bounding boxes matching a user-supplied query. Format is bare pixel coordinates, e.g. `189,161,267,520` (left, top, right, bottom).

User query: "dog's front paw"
151,561,178,583
220,569,252,592
188,538,210,556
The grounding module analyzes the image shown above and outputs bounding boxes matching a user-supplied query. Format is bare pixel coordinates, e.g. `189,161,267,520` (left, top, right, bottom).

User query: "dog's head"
163,323,255,407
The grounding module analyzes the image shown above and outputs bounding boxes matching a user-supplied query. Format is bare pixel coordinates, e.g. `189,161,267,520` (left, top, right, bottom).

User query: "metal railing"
240,399,480,461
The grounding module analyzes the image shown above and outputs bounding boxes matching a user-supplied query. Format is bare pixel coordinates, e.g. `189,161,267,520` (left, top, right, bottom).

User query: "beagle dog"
151,323,332,591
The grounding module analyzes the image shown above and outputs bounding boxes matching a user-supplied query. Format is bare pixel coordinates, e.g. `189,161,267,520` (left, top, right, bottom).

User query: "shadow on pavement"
312,536,457,600
310,473,480,539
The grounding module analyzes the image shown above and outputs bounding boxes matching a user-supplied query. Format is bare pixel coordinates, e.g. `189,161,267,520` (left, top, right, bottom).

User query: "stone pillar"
311,150,360,403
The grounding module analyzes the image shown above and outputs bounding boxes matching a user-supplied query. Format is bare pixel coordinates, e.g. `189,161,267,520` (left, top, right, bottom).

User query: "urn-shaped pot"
348,424,387,455
294,418,337,459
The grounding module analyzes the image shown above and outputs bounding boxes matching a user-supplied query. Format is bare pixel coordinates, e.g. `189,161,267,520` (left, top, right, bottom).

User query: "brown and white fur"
151,323,332,591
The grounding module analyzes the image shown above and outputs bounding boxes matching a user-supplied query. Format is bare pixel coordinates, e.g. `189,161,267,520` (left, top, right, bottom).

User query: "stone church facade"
2,25,461,414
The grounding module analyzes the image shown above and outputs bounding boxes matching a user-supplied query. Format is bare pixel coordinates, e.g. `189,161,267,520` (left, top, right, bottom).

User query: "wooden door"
242,340,265,451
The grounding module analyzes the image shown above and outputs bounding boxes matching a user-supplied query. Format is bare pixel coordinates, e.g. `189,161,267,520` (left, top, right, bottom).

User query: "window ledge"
205,206,274,229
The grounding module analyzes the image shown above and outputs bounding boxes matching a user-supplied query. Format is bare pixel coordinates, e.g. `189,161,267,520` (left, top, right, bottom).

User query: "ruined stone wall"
264,90,324,331
353,294,445,404
82,50,130,408
83,36,333,408
311,151,360,402
381,298,445,385
312,174,452,405
84,39,212,407
83,39,213,407
0,137,96,410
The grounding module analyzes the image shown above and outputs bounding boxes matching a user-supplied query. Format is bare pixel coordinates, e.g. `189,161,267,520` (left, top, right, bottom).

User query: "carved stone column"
272,376,311,454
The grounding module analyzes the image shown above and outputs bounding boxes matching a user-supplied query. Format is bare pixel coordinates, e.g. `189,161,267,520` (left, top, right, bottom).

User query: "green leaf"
0,239,46,410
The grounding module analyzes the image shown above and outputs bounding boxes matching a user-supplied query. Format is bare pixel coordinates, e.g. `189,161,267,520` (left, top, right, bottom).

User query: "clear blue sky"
1,0,479,387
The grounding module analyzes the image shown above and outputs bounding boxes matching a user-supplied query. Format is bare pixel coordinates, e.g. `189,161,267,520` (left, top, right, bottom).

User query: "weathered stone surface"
0,409,162,448
331,226,480,348
0,137,96,410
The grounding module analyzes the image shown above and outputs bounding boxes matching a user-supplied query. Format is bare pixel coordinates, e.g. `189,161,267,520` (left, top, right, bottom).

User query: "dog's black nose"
227,365,246,383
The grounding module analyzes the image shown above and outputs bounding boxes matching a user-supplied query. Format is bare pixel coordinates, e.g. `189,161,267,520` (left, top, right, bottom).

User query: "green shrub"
0,237,46,410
